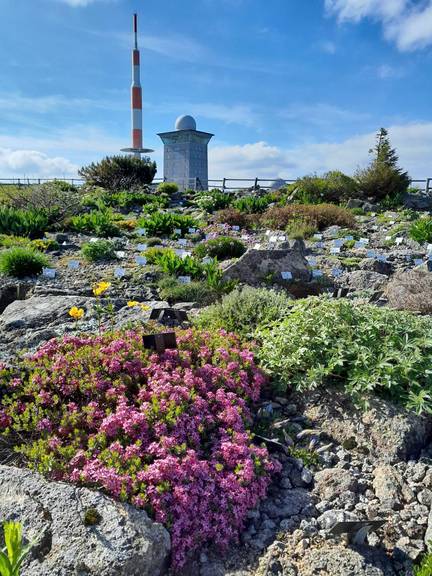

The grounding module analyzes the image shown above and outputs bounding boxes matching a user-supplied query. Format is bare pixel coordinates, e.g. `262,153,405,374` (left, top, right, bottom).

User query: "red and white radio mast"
121,13,153,157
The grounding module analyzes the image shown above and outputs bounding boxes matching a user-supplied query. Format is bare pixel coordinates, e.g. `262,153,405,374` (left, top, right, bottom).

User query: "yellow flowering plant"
92,281,114,333
68,306,85,329
127,301,150,312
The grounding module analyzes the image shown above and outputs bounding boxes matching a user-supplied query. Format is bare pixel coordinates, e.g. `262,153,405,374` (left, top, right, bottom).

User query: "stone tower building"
158,115,213,191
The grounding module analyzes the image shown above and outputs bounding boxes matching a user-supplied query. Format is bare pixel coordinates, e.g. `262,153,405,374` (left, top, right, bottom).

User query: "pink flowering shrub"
0,329,279,568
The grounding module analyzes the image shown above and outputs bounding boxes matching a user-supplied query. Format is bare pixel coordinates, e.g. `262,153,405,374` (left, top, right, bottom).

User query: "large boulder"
0,295,92,330
372,465,414,510
313,468,358,502
341,270,387,292
300,390,432,463
294,544,399,575
257,540,399,576
221,242,309,286
0,465,170,576
385,269,432,313
403,192,432,211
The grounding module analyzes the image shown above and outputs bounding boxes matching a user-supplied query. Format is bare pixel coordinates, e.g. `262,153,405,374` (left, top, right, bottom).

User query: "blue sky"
1,0,432,180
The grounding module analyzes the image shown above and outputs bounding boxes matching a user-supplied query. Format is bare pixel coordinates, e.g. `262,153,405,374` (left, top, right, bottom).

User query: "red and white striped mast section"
121,13,153,157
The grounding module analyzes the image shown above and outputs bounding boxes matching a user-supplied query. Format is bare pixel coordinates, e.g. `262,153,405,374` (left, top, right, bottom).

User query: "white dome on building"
175,115,197,131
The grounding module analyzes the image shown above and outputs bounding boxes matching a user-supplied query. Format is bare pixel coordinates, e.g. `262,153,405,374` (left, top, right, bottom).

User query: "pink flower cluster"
0,329,279,568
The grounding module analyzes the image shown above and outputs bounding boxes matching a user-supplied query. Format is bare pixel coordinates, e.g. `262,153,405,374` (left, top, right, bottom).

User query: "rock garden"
2,133,432,575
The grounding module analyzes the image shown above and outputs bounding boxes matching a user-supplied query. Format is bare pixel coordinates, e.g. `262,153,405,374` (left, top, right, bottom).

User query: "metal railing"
1,176,432,194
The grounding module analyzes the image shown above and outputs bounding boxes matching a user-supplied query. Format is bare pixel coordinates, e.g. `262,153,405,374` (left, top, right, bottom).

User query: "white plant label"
135,256,147,265
281,271,293,280
178,276,191,284
137,243,147,251
42,267,56,278
114,267,125,278
68,260,80,270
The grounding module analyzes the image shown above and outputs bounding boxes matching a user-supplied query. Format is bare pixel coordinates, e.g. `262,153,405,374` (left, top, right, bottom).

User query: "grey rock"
362,202,380,212
359,258,393,275
418,489,432,507
297,544,398,575
221,243,309,285
317,509,359,530
342,270,388,291
403,192,432,211
300,390,432,463
0,465,170,576
386,269,432,313
314,468,358,502
0,295,92,330
372,465,413,510
346,199,364,209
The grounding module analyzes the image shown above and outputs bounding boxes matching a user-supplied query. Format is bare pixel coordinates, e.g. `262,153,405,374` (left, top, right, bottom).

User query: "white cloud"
375,64,403,79
0,93,123,115
325,0,407,23
56,0,107,6
0,148,78,178
280,103,369,127
325,0,432,51
320,40,337,54
209,122,432,180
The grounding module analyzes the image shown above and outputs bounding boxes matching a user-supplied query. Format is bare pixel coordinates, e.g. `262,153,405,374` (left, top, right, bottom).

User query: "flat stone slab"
0,465,170,576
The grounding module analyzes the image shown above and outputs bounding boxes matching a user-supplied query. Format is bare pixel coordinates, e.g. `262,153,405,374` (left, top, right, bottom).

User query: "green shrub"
257,297,432,412
194,237,246,261
155,251,203,278
3,180,83,225
415,545,432,576
0,207,49,238
138,211,198,237
233,195,273,214
194,287,293,339
261,204,355,231
285,171,359,204
285,218,318,239
69,210,120,238
101,190,169,209
157,182,179,195
81,239,116,262
79,155,157,191
214,208,247,228
355,128,410,202
409,217,432,244
194,189,233,212
144,246,174,263
158,276,218,305
0,521,33,576
0,236,58,252
0,247,49,277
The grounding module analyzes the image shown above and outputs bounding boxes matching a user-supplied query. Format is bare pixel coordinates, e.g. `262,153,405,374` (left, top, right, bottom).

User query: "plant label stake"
149,308,189,325
143,332,177,353
329,519,386,545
